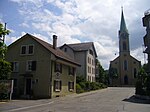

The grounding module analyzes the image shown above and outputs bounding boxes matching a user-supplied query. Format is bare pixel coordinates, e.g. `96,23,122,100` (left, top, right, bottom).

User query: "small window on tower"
123,42,127,51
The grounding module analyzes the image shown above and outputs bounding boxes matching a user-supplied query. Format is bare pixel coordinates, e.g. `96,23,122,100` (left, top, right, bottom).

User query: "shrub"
90,82,100,90
135,80,146,95
0,82,9,100
76,84,84,93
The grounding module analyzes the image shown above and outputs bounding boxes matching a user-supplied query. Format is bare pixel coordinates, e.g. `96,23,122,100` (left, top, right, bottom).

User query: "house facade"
109,9,141,86
6,33,80,99
60,42,97,82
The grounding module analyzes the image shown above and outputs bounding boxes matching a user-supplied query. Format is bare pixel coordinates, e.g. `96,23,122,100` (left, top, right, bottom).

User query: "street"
0,87,150,112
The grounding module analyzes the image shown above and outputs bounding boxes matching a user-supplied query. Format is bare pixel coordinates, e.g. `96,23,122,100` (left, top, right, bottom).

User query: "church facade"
109,9,141,86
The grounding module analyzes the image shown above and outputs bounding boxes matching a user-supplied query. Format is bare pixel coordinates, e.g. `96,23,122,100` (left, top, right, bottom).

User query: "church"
109,9,141,86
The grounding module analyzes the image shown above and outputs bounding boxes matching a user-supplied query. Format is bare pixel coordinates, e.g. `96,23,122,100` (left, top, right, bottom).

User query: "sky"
0,0,149,69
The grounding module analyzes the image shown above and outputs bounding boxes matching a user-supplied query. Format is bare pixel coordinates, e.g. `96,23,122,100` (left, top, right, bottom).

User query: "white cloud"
8,0,149,69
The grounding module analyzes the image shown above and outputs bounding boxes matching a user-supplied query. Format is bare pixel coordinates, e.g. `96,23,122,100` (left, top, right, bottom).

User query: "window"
69,67,75,75
21,46,26,54
28,45,34,54
89,49,93,55
92,77,95,82
55,62,62,73
68,81,74,91
26,61,36,71
88,66,91,73
64,48,67,52
134,68,137,78
88,76,91,81
123,42,127,51
92,68,95,74
11,62,19,72
21,45,34,55
124,60,128,71
54,80,62,92
92,59,94,65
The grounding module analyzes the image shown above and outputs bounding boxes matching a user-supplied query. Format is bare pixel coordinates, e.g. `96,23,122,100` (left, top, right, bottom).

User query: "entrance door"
26,78,32,95
124,75,128,85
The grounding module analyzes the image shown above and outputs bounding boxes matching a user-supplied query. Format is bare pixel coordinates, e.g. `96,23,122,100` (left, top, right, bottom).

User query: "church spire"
120,7,128,33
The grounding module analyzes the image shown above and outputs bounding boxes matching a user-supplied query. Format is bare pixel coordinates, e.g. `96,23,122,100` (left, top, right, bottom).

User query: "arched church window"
123,42,127,51
124,60,128,71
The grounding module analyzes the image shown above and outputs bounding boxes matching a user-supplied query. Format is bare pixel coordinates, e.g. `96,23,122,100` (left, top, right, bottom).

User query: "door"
26,78,32,95
124,75,128,85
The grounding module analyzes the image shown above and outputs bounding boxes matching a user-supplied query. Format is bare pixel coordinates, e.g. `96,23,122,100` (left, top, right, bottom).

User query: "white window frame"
20,45,27,55
68,81,74,91
28,44,34,55
54,80,61,92
20,44,34,55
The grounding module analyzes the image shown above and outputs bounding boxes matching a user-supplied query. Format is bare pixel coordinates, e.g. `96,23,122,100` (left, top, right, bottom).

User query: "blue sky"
0,0,149,69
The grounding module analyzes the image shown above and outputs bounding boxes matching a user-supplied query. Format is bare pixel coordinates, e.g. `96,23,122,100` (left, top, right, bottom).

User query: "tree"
96,59,108,85
0,23,11,100
0,23,10,59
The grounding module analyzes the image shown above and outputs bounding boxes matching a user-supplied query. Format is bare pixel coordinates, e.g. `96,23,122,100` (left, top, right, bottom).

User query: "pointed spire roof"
120,7,128,33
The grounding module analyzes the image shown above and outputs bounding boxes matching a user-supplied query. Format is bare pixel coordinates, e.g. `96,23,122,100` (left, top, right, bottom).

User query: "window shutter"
60,64,62,73
32,61,36,71
60,81,62,90
54,80,56,91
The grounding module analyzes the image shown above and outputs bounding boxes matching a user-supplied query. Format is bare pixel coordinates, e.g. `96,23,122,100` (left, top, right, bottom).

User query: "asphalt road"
0,87,150,112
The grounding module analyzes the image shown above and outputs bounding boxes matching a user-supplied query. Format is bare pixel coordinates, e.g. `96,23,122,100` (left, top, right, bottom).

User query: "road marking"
7,101,54,112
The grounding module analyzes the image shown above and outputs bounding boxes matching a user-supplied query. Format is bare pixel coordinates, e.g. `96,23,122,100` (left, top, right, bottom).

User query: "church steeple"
119,7,130,55
120,7,128,34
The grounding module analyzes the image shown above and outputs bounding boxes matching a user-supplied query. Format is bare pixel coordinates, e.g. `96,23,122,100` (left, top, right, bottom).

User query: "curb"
135,94,150,100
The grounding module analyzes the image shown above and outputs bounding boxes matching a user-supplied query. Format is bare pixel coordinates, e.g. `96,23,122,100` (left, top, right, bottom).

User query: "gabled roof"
60,42,97,57
8,33,80,66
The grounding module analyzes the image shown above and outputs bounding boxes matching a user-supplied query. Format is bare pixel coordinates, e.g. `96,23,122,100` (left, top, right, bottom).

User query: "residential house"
109,9,141,86
6,33,80,99
60,42,97,82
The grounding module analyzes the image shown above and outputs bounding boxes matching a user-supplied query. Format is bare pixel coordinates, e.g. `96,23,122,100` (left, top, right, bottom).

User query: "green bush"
0,83,9,100
76,84,84,93
90,82,100,90
135,80,146,95
76,76,107,94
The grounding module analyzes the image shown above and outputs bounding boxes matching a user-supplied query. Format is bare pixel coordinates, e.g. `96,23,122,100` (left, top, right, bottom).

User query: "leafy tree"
0,23,10,37
0,23,11,100
96,59,108,84
135,64,150,96
0,23,10,59
0,59,11,80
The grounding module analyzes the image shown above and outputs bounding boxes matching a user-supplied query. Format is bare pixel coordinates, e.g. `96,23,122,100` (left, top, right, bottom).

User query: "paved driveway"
0,87,150,112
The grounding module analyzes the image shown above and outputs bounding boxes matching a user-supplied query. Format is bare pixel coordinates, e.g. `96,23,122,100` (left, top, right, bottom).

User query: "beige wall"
51,61,76,98
6,35,78,99
6,37,52,98
110,54,141,86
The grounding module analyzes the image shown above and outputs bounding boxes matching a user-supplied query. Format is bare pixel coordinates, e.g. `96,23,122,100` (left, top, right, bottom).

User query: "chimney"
53,35,57,49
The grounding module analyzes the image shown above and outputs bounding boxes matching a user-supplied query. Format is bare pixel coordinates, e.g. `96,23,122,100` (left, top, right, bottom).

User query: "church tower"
109,8,141,86
119,8,130,55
